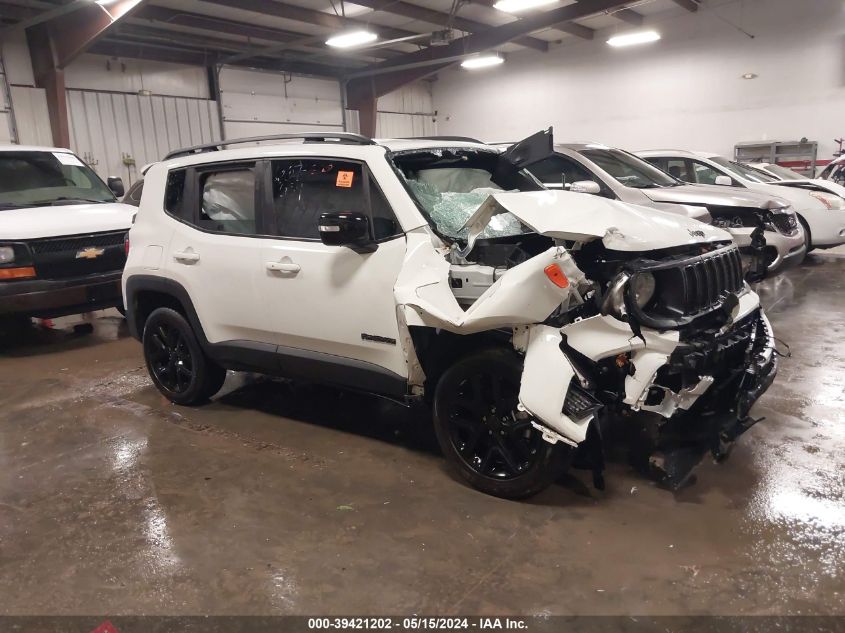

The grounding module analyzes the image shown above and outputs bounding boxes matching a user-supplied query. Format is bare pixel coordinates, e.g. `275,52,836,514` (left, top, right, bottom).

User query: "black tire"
142,307,226,405
432,347,569,499
798,215,814,254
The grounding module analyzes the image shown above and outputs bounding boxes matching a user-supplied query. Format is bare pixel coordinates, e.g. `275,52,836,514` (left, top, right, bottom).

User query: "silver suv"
525,144,805,275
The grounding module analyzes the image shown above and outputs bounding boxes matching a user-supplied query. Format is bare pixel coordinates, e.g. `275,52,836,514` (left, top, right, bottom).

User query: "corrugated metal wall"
66,89,220,184
0,53,16,144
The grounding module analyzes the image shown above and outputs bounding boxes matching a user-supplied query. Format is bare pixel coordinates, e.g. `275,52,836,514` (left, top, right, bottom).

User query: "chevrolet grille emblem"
75,247,105,260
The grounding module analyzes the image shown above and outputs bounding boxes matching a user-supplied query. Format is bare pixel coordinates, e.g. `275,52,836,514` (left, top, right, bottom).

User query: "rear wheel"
432,347,568,499
143,307,226,405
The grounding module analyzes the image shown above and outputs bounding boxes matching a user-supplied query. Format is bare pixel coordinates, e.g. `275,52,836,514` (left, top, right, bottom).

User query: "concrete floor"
0,255,843,617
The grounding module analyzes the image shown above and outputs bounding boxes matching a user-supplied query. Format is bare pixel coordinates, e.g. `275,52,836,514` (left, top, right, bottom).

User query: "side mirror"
318,212,377,253
714,175,733,187
108,176,125,197
570,180,601,195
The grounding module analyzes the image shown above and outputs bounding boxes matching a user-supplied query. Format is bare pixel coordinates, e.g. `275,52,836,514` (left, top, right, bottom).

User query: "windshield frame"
0,150,116,209
386,146,543,244
576,146,681,189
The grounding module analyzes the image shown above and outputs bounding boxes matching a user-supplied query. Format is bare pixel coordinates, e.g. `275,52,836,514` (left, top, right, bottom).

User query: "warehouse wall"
433,0,845,161
346,83,437,138
0,29,52,146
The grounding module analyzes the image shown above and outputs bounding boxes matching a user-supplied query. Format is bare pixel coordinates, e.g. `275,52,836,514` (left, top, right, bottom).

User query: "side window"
270,159,400,240
198,167,256,234
530,155,593,187
124,180,143,207
665,159,692,182
690,160,724,185
164,169,186,217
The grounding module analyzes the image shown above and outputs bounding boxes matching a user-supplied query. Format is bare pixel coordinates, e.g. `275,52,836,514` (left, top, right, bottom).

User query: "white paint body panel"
461,190,731,251
0,201,134,240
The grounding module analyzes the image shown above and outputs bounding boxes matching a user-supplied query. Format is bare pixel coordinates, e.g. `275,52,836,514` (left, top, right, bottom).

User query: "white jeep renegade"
123,131,778,499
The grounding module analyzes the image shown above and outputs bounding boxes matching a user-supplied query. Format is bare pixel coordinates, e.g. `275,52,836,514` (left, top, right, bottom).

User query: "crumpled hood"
745,182,829,211
0,202,135,240
641,183,790,209
462,190,731,252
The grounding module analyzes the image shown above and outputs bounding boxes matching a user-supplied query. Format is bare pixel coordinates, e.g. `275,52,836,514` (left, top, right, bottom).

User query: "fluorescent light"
493,0,556,12
607,30,661,47
326,30,378,48
461,54,505,69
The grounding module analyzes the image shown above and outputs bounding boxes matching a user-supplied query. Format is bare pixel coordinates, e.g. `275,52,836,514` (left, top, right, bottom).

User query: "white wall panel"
218,66,344,139
1,30,35,87
65,54,209,99
67,89,220,183
11,86,52,146
433,0,845,161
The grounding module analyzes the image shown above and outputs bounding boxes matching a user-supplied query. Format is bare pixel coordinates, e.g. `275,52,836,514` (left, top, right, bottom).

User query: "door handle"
173,250,200,263
266,261,301,273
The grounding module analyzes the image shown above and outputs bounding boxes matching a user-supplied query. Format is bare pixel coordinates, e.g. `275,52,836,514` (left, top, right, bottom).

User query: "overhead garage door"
218,66,344,140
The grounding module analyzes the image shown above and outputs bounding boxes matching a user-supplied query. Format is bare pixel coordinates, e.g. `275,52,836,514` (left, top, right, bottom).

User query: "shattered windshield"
391,148,542,240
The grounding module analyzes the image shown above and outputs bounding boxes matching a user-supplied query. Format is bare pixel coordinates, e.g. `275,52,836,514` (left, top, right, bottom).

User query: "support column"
357,97,378,139
27,24,69,148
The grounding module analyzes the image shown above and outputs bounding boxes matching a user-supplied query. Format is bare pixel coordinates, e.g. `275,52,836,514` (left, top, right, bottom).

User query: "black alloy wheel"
432,347,568,499
142,307,226,405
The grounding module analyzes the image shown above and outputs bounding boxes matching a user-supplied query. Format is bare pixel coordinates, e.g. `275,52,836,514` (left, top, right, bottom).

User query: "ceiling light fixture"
607,30,661,47
741,73,758,80
461,54,505,69
326,30,378,49
493,0,557,12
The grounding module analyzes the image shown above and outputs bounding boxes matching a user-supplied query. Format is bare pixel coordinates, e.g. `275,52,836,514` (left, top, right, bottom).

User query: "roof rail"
164,132,376,160
400,135,484,144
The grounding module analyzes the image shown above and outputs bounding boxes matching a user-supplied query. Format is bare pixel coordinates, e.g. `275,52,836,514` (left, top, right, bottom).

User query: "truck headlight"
0,246,14,264
630,272,656,308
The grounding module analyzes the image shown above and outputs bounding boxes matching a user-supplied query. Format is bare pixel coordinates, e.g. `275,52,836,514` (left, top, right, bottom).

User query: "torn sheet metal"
460,190,731,255
518,325,589,445
396,233,586,334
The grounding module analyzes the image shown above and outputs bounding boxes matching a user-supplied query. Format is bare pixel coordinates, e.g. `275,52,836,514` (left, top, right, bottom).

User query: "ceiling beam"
612,8,644,25
198,0,424,43
348,0,549,52
470,0,594,39
42,0,148,68
671,0,699,11
346,0,634,107
89,40,342,78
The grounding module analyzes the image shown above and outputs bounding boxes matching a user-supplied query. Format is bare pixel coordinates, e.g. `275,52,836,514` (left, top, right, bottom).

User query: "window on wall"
270,159,400,240
198,166,256,234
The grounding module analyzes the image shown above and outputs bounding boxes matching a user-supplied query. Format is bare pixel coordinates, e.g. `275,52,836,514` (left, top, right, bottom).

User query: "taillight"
544,263,569,288
124,234,130,256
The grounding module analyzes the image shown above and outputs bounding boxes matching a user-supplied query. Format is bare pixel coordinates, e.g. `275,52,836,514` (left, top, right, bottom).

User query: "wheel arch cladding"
124,275,208,345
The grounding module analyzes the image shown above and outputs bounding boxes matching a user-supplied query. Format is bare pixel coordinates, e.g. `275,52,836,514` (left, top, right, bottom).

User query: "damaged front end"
400,189,779,491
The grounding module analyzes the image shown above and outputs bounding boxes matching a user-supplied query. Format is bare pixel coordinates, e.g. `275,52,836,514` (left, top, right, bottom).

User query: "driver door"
256,156,409,393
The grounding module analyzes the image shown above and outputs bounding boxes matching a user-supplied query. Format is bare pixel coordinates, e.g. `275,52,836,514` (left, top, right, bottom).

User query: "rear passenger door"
257,157,409,384
164,160,282,345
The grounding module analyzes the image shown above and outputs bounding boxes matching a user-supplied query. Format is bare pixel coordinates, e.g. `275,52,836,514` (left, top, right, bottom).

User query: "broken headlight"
631,272,656,308
601,271,655,318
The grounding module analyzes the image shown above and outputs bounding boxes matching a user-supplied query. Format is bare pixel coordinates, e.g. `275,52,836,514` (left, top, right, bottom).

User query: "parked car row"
1,129,840,500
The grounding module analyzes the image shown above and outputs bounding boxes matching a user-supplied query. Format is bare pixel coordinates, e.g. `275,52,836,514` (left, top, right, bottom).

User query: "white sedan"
638,149,845,251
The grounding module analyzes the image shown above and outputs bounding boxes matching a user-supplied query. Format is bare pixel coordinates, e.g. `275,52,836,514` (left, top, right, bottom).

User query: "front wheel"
798,216,814,255
142,307,226,405
432,347,569,499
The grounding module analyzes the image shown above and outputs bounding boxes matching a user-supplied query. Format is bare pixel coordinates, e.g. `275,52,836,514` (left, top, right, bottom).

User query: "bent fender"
396,242,585,334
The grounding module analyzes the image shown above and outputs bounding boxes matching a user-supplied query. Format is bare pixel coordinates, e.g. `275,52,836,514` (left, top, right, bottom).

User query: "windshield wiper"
29,197,112,206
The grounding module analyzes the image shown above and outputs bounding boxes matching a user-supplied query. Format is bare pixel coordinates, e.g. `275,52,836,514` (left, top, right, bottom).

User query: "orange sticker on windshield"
336,171,354,188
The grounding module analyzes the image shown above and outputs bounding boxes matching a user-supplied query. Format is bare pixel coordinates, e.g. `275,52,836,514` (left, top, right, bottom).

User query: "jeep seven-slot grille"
27,231,126,280
637,245,745,327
